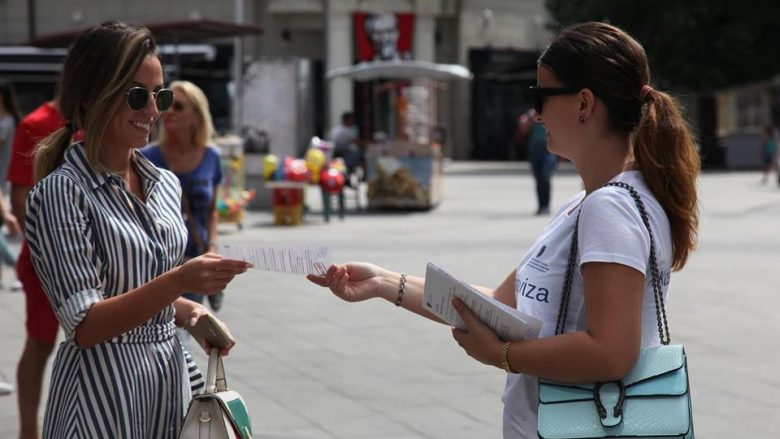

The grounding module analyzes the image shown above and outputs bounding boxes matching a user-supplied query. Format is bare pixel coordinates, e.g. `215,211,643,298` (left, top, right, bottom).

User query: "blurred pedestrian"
0,187,20,289
329,111,363,182
0,170,19,396
0,80,20,189
308,21,700,438
9,93,69,438
518,108,557,215
26,21,250,438
141,80,225,312
760,125,777,184
0,81,22,291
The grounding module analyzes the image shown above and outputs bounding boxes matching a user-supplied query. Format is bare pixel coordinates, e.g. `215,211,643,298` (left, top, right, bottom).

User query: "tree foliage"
545,0,780,93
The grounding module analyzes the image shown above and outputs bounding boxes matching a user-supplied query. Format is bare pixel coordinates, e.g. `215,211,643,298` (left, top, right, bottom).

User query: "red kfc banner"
353,12,415,62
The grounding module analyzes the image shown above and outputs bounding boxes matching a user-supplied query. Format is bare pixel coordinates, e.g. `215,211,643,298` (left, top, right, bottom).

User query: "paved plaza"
0,161,777,438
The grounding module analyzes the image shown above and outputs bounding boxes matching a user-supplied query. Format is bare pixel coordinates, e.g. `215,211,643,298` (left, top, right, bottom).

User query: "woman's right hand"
175,253,251,295
307,262,386,303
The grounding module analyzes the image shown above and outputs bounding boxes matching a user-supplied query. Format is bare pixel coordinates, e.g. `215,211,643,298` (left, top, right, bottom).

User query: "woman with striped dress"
24,21,251,438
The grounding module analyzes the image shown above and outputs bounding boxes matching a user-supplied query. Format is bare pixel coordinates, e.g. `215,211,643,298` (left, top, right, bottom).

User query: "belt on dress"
107,321,177,344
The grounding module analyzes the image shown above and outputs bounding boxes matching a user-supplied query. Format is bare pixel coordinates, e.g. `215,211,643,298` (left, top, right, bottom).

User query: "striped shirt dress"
25,144,204,438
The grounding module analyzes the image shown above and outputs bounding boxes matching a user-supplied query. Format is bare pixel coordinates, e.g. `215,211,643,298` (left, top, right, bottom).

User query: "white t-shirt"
502,170,673,439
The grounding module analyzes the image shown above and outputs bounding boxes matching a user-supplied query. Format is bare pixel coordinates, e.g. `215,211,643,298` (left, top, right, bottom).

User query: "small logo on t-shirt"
529,243,550,273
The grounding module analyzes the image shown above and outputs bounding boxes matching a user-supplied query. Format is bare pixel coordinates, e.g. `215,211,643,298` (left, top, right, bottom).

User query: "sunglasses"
528,86,580,114
125,87,174,112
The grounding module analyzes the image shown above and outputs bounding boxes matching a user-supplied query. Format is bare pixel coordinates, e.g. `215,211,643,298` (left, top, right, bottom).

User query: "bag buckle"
593,380,625,427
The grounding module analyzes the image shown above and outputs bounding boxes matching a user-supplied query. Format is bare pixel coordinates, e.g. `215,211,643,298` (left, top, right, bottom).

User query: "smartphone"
187,314,231,348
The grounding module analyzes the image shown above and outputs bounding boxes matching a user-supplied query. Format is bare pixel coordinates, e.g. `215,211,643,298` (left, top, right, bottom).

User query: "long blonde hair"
540,22,699,270
34,21,158,182
158,80,215,148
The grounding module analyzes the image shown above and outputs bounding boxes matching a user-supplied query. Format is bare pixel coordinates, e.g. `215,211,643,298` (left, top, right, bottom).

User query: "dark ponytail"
634,90,699,270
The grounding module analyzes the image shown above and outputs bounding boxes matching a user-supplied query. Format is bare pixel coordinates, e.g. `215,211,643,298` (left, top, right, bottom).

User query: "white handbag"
179,348,253,439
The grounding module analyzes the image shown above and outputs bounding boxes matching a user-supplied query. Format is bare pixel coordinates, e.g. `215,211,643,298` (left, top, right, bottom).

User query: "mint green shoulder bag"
537,182,694,439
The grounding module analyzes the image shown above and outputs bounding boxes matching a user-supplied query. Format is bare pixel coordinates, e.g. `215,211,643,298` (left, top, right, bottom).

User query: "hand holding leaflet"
423,262,542,342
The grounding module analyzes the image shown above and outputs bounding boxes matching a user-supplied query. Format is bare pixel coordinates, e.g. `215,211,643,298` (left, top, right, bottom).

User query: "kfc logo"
365,14,401,60
354,12,414,62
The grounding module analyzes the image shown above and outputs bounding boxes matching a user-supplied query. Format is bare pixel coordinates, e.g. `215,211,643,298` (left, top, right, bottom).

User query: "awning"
27,18,263,48
327,60,472,82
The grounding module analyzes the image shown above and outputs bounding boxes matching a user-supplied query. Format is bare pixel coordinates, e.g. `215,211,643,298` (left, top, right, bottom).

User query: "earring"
579,115,585,123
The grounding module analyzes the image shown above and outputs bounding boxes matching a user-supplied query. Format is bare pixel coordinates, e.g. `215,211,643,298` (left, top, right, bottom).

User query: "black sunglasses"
528,86,580,114
125,87,174,112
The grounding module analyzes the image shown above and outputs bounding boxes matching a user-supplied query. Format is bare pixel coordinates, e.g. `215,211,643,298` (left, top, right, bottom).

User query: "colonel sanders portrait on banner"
354,12,414,62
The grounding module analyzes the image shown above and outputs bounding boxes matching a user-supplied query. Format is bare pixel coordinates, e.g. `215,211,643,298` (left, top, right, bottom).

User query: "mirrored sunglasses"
528,86,580,114
125,87,174,112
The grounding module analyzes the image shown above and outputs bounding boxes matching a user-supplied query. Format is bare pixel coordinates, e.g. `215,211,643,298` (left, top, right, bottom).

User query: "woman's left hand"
174,299,236,356
200,314,236,356
450,298,503,369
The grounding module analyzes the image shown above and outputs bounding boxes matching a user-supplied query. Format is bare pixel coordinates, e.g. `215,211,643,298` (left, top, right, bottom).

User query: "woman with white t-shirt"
307,21,700,439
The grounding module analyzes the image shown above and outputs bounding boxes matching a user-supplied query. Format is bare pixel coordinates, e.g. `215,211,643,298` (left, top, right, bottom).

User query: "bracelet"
500,341,515,373
395,273,407,306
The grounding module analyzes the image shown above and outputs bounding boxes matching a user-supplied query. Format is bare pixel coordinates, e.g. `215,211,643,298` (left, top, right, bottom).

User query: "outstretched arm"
308,262,443,323
73,254,249,348
308,263,516,324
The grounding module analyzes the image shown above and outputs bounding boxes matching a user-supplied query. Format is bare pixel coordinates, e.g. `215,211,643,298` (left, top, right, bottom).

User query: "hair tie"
639,84,654,100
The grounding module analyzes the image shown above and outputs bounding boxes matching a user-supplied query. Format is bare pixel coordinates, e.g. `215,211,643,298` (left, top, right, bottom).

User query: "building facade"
0,0,551,159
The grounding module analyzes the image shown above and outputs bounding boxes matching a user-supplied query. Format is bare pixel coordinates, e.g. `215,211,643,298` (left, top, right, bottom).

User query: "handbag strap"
205,348,229,394
554,182,670,345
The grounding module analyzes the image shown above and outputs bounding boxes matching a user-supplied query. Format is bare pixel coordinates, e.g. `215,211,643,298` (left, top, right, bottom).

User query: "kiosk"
327,60,471,209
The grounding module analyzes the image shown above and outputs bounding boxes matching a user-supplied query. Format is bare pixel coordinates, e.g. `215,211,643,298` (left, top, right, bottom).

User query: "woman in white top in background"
307,21,700,438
